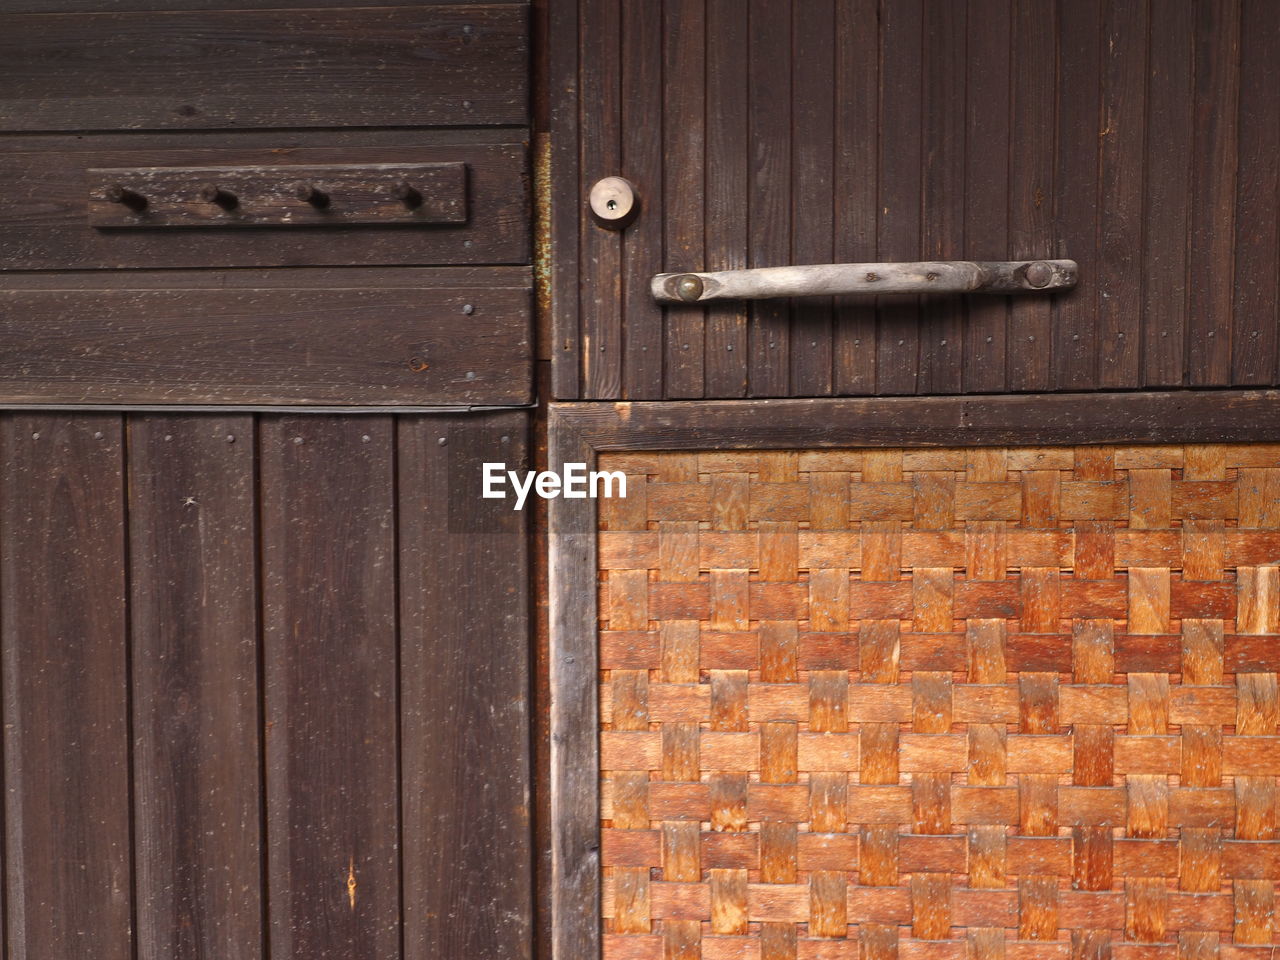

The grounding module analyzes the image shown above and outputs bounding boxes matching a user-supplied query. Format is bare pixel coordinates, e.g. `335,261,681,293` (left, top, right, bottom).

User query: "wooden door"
549,0,1280,400
0,4,533,959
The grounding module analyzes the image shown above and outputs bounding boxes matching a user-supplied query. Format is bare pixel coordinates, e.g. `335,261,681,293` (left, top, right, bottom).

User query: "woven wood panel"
597,445,1280,960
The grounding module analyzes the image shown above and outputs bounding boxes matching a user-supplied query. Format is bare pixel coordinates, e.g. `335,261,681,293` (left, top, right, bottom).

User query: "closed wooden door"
0,3,533,959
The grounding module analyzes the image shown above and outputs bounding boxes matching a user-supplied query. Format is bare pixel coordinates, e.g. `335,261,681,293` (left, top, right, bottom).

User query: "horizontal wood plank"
0,139,526,269
0,271,531,405
0,5,528,130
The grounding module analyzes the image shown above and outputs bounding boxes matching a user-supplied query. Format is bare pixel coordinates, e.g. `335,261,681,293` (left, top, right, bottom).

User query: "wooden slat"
832,0,880,396
703,0,749,398
579,0,623,398
1052,0,1102,390
1230,0,1280,386
962,0,1011,394
1141,0,1194,388
662,0,707,398
0,274,531,405
789,0,836,396
556,392,1280,451
746,0,792,398
918,0,966,395
261,416,399,959
549,409,602,960
1187,0,1242,386
0,137,528,271
129,415,262,960
549,0,582,399
400,412,532,959
0,6,527,130
620,0,666,399
1007,0,1055,392
2,414,132,960
876,0,923,397
1096,0,1147,388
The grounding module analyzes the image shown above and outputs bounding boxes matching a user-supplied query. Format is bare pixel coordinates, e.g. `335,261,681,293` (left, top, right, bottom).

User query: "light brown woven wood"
597,445,1280,960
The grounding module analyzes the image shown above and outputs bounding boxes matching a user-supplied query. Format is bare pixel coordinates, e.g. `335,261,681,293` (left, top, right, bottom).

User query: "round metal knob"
674,275,704,303
588,176,638,228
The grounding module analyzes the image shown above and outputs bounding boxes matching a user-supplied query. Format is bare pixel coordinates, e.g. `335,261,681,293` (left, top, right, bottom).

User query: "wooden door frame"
547,389,1280,959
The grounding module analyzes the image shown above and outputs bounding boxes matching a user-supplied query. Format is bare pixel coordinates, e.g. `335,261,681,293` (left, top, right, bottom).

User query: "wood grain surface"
0,5,528,130
596,443,1280,959
552,0,1280,399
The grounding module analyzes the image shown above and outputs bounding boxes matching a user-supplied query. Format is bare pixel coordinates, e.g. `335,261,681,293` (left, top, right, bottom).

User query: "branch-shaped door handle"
652,260,1077,303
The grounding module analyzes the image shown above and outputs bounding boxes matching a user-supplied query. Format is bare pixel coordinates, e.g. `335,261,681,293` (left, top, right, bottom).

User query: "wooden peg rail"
88,162,467,228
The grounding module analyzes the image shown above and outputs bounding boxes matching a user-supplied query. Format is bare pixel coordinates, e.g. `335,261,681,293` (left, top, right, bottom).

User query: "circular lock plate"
588,176,637,227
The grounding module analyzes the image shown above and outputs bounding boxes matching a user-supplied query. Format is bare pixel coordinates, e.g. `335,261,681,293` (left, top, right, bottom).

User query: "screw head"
1025,261,1054,288
674,275,704,303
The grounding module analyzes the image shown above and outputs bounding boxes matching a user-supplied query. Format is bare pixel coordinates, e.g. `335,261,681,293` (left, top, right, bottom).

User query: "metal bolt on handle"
652,260,1078,303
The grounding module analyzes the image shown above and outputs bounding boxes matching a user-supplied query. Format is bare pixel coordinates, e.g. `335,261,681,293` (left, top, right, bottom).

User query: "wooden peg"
198,183,238,210
105,184,147,212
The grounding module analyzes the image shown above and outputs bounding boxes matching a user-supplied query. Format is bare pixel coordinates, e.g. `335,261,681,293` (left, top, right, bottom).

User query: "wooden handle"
651,260,1078,303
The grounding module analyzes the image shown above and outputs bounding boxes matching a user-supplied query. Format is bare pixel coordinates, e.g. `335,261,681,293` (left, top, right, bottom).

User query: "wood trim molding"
546,389,1280,959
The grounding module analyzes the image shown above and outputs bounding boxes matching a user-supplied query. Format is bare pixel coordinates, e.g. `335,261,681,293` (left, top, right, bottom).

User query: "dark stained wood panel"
399,411,532,960
0,269,531,405
128,415,262,960
1,0,508,9
551,0,1280,399
2,414,132,960
0,137,527,270
260,416,400,960
0,5,528,131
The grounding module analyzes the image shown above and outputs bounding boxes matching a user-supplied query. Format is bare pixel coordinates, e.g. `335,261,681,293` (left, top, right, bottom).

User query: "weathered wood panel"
128,415,263,960
2,414,132,960
400,411,532,960
0,5,528,130
0,268,531,405
0,136,528,270
552,0,1280,399
261,416,400,960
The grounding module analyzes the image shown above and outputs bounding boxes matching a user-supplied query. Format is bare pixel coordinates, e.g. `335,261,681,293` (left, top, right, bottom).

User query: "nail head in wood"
588,176,637,228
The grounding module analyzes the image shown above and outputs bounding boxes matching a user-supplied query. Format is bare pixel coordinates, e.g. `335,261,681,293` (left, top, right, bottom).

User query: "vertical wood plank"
261,416,399,960
1231,0,1280,386
549,0,582,399
920,0,967,395
548,410,601,960
1142,0,1194,387
400,412,532,960
1097,0,1147,387
790,0,836,396
664,0,707,398
1188,0,1242,386
2,414,132,960
1008,0,1056,391
620,0,665,399
748,0,792,397
580,0,623,398
876,0,924,396
129,415,262,960
963,0,1011,394
833,0,880,395
704,0,750,398
1052,0,1102,390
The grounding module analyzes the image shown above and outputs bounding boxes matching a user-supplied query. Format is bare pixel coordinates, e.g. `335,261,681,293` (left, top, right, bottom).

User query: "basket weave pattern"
597,446,1280,960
